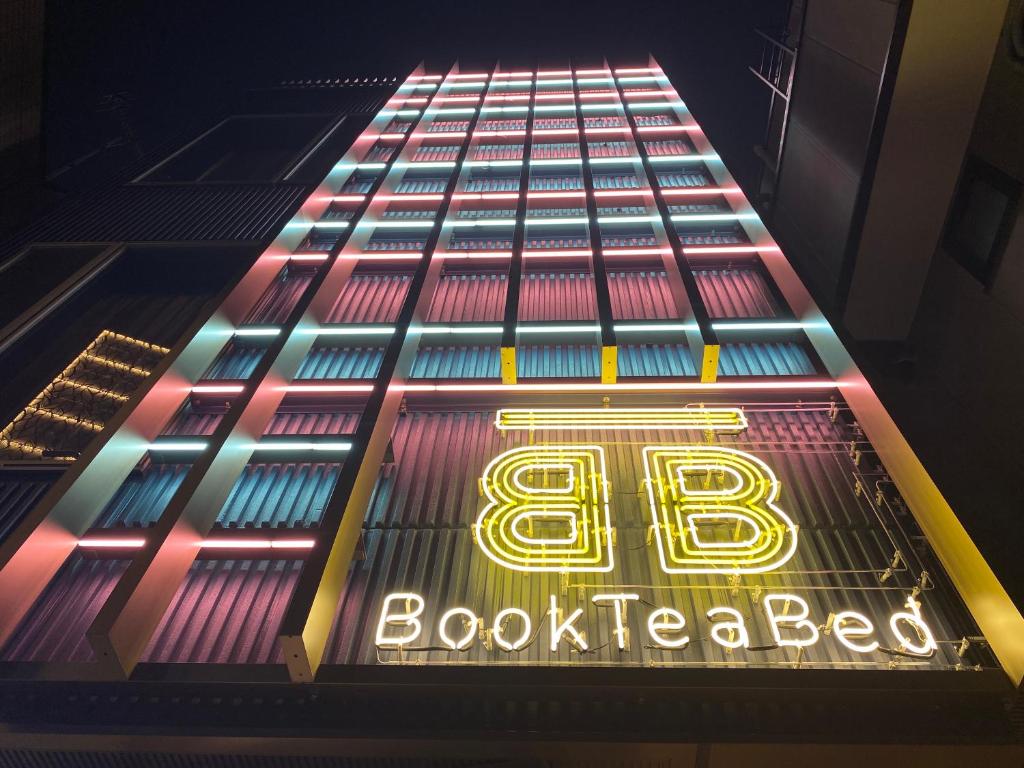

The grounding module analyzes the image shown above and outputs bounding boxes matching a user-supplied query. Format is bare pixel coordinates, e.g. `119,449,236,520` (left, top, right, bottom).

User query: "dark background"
37,0,789,203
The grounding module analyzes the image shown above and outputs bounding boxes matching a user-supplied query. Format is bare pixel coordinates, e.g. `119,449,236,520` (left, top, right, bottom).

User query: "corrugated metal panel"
296,346,383,379
242,270,313,325
203,343,265,380
141,559,302,664
608,271,676,320
411,346,501,379
216,463,339,528
519,273,596,321
161,410,223,436
427,273,507,322
1,555,128,662
326,274,411,324
695,268,778,318
518,345,600,378
264,412,362,435
619,344,697,377
0,471,58,544
9,184,308,244
719,342,814,376
324,408,966,669
97,465,190,527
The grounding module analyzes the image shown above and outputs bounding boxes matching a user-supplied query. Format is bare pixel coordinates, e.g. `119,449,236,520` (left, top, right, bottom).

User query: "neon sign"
374,407,940,664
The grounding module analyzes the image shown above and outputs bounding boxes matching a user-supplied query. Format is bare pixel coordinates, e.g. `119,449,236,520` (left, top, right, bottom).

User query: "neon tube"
523,248,592,258
648,154,719,163
301,326,396,336
603,247,672,256
284,384,375,393
593,190,652,198
435,251,513,260
393,381,838,393
661,186,741,196
682,245,780,254
410,131,467,139
191,385,245,394
247,442,353,451
669,213,759,222
330,194,366,202
146,442,208,451
375,193,445,202
419,325,503,334
339,253,424,262
76,538,318,551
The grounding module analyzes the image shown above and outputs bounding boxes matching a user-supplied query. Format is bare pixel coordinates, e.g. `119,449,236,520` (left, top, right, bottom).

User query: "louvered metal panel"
242,270,313,325
608,271,676,320
325,274,411,324
215,463,339,528
0,555,128,662
97,465,190,527
426,273,507,322
519,273,596,321
619,344,697,376
719,342,814,376
141,559,302,664
0,472,57,545
411,347,501,379
203,343,265,380
694,268,778,318
518,345,600,378
264,412,362,435
296,347,384,379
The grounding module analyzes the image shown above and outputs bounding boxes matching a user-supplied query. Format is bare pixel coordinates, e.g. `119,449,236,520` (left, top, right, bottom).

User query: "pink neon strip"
285,384,375,393
435,251,513,260
491,71,532,78
682,245,780,255
537,70,573,77
577,92,618,100
576,69,613,75
447,73,489,79
393,381,837,393
474,130,528,138
585,126,631,135
377,133,405,140
635,125,700,134
452,192,520,201
331,194,367,203
603,247,672,256
288,254,329,262
523,249,593,258
660,186,742,196
389,97,428,104
615,67,660,74
77,538,317,550
432,96,481,103
406,74,442,81
532,128,579,137
340,253,424,262
375,193,445,202
191,385,245,394
593,189,652,198
484,94,531,102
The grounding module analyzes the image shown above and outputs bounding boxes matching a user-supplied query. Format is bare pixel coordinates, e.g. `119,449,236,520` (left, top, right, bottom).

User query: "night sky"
42,0,789,191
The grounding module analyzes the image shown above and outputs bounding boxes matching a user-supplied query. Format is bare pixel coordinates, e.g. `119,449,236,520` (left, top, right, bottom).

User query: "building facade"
0,57,1021,765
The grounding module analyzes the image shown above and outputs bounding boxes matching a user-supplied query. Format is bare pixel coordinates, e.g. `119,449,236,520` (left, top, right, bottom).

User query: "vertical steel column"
84,68,444,678
612,65,720,382
499,71,538,384
572,60,617,383
277,63,492,682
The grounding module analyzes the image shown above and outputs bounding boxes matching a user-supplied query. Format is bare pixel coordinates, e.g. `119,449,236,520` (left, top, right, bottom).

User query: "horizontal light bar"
525,217,589,226
284,384,375,393
411,130,466,139
670,213,759,222
247,442,352,451
313,221,350,229
355,162,387,170
395,160,456,169
146,442,207,451
648,154,719,163
341,253,423,262
77,538,317,551
394,381,838,393
614,322,695,331
451,218,517,227
233,328,280,337
301,326,396,335
374,193,444,202
661,186,741,196
358,220,435,229
427,107,477,115
597,214,660,224
288,254,329,262
516,324,599,334
496,407,746,431
452,192,520,201
191,385,245,394
435,251,513,260
682,245,780,254
420,325,503,334
529,158,582,166
603,247,672,256
463,159,522,168
330,194,367,202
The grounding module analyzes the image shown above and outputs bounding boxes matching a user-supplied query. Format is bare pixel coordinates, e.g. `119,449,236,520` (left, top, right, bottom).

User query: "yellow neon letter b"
475,445,613,572
642,445,797,574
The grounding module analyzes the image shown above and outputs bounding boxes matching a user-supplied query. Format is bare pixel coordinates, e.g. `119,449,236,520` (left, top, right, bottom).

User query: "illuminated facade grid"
0,57,1021,712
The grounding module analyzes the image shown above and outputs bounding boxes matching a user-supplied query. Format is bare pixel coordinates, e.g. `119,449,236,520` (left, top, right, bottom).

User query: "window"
943,155,1021,287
